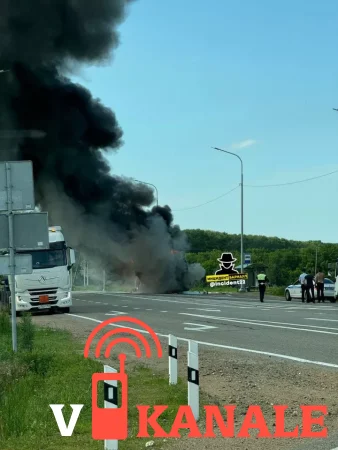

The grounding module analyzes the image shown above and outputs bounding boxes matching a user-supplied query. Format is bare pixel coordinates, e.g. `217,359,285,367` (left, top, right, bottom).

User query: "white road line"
67,313,338,369
133,308,140,310
146,309,152,311
105,312,127,316
304,318,338,322
184,323,217,332
96,294,270,310
187,308,221,312
148,296,336,311
181,313,338,330
73,292,338,313
161,311,168,313
179,313,338,335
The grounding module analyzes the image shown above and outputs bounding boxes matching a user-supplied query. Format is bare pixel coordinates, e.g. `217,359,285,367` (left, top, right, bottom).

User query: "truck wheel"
62,307,70,313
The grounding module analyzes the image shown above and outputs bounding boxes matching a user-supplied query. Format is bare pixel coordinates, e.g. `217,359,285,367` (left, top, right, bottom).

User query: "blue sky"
72,0,338,244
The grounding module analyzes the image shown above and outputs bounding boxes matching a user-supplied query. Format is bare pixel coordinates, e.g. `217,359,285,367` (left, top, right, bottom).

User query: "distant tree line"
184,229,338,287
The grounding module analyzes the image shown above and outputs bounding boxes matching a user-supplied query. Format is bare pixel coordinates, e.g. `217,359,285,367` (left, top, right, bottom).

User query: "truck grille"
28,288,58,306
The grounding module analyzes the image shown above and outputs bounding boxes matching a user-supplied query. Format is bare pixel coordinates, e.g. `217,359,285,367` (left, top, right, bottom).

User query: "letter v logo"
50,404,84,436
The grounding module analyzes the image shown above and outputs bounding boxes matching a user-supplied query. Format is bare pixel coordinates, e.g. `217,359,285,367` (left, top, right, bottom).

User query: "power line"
172,167,338,212
245,168,338,188
172,185,239,211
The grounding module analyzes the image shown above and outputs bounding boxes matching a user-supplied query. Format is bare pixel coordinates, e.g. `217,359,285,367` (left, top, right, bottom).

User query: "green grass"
0,311,194,450
72,284,103,291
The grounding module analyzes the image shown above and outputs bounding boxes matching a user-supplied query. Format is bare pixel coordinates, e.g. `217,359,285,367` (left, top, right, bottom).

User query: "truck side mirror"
70,248,76,265
67,248,76,270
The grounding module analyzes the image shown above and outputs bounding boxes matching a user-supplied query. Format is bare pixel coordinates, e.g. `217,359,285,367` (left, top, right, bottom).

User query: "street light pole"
212,147,245,292
132,179,158,207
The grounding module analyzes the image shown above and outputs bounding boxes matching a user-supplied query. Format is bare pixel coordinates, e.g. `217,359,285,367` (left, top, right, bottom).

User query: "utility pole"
212,147,245,292
5,163,17,352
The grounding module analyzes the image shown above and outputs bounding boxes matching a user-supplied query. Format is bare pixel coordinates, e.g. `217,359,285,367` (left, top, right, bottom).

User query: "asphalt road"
68,291,338,368
66,291,338,450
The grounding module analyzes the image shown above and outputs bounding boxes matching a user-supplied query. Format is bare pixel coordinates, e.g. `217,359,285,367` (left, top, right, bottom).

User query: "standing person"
299,269,307,303
304,272,315,303
257,270,269,303
315,270,325,302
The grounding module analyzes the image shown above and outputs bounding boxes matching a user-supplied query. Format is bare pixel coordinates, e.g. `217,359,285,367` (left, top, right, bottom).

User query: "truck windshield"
18,249,67,269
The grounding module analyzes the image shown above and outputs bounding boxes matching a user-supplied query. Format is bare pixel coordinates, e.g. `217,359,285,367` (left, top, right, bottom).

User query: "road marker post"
187,340,199,421
189,339,198,355
104,365,118,450
169,334,178,385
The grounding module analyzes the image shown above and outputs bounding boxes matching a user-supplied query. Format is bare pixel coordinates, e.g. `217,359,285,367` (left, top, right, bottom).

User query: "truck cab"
9,226,75,314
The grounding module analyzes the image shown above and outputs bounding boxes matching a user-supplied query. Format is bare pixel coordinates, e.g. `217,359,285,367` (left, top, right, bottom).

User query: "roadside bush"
267,286,285,297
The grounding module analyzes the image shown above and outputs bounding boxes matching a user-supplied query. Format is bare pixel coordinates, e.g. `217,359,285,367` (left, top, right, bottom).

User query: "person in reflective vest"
257,271,269,302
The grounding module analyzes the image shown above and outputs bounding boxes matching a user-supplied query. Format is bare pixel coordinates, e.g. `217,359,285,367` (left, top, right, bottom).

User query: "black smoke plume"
0,0,205,292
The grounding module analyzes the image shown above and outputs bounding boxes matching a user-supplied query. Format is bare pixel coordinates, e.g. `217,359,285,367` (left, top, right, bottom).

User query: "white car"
334,276,338,302
285,278,335,302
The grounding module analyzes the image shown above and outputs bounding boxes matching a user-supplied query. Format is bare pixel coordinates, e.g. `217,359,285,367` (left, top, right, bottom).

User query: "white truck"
8,226,75,314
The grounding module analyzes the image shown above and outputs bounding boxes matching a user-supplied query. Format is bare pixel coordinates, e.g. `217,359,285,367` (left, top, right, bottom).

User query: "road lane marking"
181,313,338,330
183,322,218,332
304,318,338,322
67,314,338,369
73,292,338,314
187,308,221,312
178,313,338,331
105,311,127,316
94,294,276,310
179,313,338,335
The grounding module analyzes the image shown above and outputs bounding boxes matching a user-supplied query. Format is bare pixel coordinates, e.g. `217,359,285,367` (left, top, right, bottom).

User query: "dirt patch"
31,314,336,449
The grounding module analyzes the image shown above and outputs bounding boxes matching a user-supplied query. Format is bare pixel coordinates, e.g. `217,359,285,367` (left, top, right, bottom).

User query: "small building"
235,263,269,291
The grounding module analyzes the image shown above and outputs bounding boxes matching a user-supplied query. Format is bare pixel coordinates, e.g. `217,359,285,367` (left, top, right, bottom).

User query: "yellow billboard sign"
206,273,248,282
206,252,249,287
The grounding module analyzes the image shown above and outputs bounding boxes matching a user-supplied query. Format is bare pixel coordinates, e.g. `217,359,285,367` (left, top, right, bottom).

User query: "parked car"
285,278,335,302
334,276,338,302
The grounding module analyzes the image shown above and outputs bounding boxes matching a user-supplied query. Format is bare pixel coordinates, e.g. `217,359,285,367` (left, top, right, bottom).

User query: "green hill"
184,229,338,287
